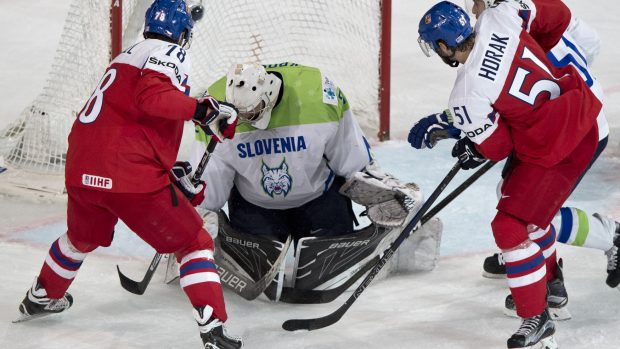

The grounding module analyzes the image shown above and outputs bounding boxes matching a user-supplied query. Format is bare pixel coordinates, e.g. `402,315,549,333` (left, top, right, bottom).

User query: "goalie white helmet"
225,63,282,130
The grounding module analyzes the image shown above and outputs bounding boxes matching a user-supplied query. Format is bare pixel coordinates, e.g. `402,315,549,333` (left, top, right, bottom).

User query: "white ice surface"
1,1,619,348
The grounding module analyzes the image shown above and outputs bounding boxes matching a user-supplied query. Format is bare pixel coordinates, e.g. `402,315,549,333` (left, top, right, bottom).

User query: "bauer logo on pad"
82,174,113,189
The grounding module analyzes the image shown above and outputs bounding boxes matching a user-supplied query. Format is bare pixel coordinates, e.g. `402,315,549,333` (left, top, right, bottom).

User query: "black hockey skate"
13,278,73,323
482,252,506,278
504,260,570,321
194,306,242,349
507,309,558,349
605,221,620,289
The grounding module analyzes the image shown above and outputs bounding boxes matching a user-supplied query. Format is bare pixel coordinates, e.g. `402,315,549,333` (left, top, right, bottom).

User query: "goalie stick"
117,138,216,295
279,160,496,304
282,161,462,331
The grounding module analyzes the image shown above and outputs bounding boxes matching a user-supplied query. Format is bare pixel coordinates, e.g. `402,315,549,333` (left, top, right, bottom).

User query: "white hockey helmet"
225,63,282,129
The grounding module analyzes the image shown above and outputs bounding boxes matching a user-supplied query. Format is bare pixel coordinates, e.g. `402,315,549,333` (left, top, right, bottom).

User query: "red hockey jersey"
448,5,601,168
510,0,572,52
65,39,197,193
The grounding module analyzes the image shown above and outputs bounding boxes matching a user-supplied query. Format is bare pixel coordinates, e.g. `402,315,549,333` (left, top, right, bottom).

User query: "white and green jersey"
190,63,372,210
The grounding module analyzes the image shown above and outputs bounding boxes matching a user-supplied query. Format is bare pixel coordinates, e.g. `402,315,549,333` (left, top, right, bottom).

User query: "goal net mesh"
0,0,383,174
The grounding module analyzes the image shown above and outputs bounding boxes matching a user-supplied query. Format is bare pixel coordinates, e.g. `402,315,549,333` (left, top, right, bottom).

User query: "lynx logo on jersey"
261,158,292,198
322,75,338,105
82,174,112,189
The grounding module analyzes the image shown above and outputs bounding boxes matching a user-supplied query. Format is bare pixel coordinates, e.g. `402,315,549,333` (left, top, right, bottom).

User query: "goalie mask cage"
0,0,391,175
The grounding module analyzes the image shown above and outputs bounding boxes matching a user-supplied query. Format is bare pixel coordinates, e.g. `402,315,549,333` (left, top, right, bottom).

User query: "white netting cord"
0,0,383,174
190,0,382,134
0,0,139,174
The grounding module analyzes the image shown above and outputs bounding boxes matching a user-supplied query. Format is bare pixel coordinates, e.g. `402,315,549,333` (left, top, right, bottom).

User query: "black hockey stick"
279,161,496,304
117,138,217,295
282,161,461,331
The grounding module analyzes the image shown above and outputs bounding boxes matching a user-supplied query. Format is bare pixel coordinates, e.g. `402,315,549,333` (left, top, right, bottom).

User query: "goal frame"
109,0,392,140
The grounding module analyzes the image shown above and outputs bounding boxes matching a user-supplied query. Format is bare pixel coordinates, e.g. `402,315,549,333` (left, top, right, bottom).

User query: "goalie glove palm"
171,161,205,206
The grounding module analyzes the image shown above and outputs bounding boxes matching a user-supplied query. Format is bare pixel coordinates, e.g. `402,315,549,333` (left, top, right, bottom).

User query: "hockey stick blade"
117,253,163,295
282,162,461,331
117,139,218,295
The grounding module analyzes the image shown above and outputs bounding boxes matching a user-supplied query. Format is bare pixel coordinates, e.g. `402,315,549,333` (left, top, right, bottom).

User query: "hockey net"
0,0,390,183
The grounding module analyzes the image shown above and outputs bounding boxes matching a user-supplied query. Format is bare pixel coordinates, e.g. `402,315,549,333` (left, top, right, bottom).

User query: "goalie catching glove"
170,161,205,206
340,162,423,228
193,95,239,142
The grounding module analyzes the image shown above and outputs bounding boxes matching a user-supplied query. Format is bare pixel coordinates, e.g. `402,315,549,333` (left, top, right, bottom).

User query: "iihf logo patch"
82,174,112,190
261,158,292,198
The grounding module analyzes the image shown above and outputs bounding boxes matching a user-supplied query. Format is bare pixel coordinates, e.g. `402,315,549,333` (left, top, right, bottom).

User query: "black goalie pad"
290,224,392,292
215,211,289,297
217,212,396,302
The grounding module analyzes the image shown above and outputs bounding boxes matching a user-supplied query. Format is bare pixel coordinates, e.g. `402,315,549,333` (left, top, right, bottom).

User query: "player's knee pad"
174,228,214,263
64,231,98,253
491,211,529,250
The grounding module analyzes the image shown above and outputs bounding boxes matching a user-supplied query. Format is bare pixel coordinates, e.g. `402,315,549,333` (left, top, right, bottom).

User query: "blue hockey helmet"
144,0,194,47
418,1,473,57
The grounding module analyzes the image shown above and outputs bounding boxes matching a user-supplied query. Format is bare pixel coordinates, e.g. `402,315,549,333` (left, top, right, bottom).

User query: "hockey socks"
179,250,228,322
503,241,547,318
529,226,557,281
38,234,87,299
554,208,616,251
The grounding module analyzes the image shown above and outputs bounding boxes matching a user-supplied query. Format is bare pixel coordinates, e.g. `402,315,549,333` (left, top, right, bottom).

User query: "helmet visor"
418,36,435,57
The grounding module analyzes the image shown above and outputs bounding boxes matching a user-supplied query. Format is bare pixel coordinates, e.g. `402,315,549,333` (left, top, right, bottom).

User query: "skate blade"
502,307,571,321
482,271,506,279
526,336,559,349
549,307,571,321
12,312,49,323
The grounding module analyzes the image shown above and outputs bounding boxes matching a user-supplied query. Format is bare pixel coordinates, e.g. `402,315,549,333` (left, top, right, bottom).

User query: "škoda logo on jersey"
82,174,112,189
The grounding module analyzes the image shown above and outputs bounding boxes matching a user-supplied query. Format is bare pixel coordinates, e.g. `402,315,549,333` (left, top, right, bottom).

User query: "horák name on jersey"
478,33,510,82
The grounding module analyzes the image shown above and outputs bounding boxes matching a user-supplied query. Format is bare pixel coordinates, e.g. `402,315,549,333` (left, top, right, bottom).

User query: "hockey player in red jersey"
461,0,619,320
409,1,608,348
14,1,241,348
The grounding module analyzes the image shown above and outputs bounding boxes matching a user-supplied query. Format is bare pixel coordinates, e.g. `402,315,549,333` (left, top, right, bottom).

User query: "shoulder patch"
322,75,338,106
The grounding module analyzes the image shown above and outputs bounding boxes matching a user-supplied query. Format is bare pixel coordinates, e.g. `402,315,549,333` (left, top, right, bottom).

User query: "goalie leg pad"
393,217,443,273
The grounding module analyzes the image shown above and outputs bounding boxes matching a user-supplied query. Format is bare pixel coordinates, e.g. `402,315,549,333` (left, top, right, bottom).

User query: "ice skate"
13,278,73,323
604,220,620,289
482,252,506,278
194,306,242,349
507,309,557,349
504,260,570,321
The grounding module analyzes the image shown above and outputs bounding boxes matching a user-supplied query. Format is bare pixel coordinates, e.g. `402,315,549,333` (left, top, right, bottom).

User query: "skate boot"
507,309,558,349
14,278,73,323
482,252,506,278
194,306,243,349
504,259,570,321
605,221,620,289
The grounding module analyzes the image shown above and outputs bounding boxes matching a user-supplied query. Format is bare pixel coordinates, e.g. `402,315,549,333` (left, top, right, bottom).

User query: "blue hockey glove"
451,138,486,170
408,110,461,149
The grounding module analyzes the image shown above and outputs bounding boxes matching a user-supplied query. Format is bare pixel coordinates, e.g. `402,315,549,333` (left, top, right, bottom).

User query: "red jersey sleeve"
135,69,197,121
